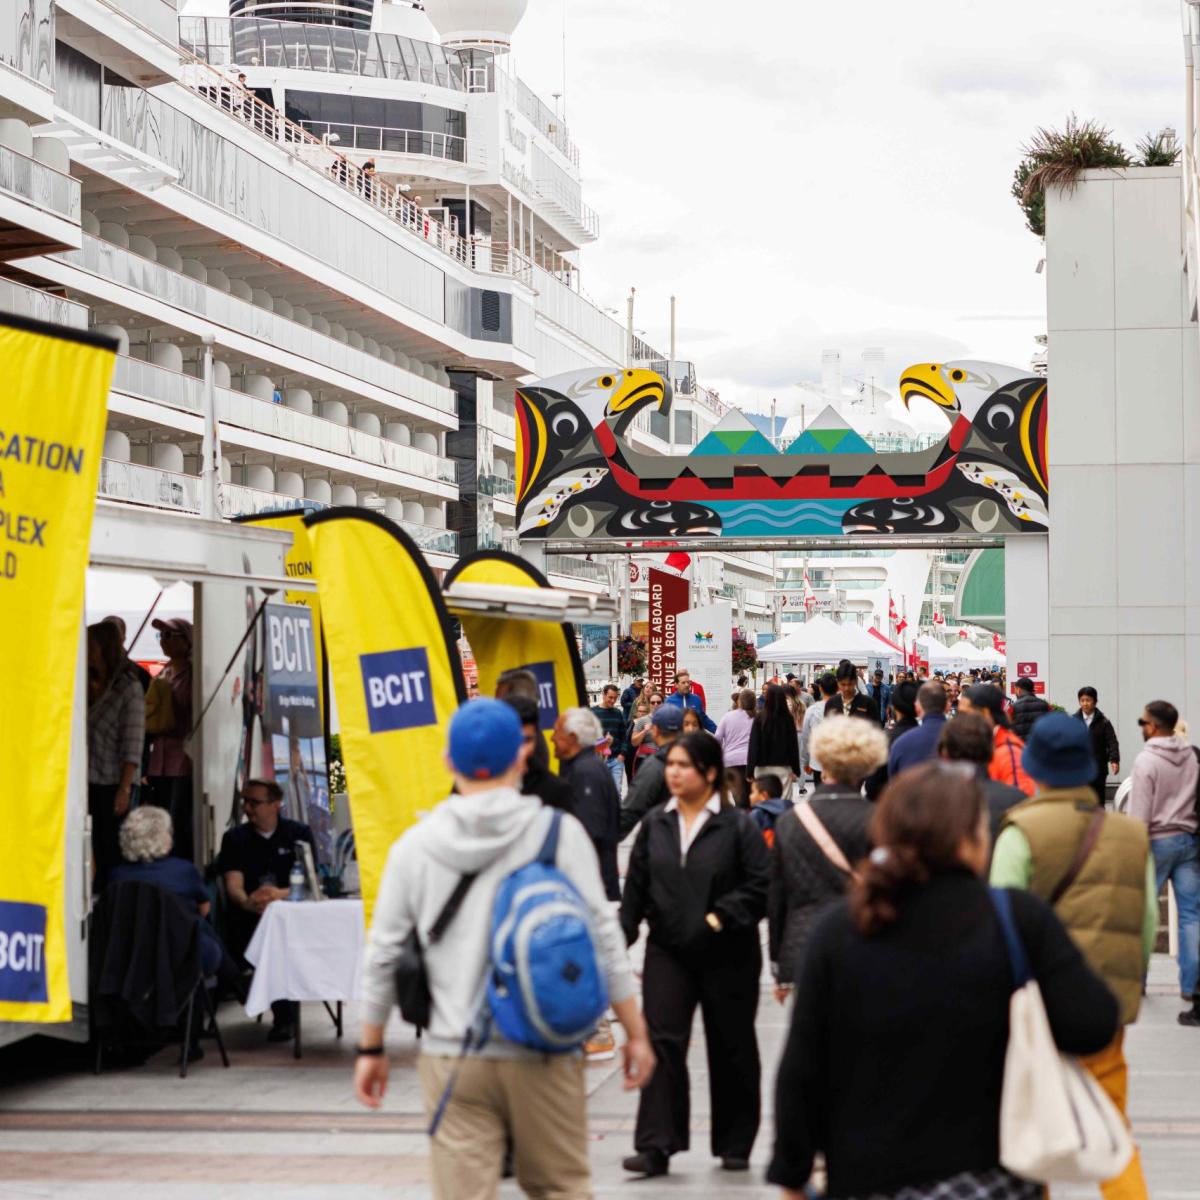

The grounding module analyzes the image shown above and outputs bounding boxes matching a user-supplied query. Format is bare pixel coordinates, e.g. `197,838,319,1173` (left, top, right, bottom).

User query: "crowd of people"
351,658,1200,1200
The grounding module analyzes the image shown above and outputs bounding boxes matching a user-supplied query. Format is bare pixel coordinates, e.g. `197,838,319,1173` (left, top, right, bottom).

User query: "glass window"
352,95,384,128
330,28,357,73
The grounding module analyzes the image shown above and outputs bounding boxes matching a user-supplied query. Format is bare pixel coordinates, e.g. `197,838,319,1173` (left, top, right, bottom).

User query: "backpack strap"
989,886,1032,988
537,808,563,866
795,802,859,882
427,872,477,945
1049,807,1106,906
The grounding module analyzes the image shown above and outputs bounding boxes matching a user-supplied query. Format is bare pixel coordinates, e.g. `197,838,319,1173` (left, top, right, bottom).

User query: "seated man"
219,778,315,1041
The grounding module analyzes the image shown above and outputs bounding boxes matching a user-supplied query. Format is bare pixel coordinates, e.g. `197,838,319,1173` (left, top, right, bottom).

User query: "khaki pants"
418,1052,592,1200
1078,1030,1148,1200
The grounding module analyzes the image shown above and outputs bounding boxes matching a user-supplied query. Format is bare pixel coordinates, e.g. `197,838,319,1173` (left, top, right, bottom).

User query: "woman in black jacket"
768,761,1119,1200
747,683,801,795
620,732,769,1179
768,716,886,999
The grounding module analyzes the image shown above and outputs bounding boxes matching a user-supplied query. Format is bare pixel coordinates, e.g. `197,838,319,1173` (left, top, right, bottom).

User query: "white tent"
916,634,973,671
759,615,901,665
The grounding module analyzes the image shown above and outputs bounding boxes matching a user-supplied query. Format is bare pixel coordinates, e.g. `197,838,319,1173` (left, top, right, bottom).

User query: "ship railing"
295,121,466,162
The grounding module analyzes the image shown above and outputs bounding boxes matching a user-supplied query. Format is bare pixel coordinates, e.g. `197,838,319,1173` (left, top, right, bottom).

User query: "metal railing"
477,473,515,500
531,157,599,239
0,278,87,328
115,0,181,44
297,121,466,162
65,235,456,417
179,16,490,91
0,143,81,224
110,355,457,485
502,70,579,168
489,408,517,441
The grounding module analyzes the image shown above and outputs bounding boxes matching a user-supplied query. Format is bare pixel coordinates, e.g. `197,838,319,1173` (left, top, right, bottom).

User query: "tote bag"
989,888,1132,1184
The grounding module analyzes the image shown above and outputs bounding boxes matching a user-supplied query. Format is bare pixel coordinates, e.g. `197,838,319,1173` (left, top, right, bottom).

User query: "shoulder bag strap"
427,871,478,945
988,886,1033,988
1049,807,1106,906
795,802,859,882
537,807,563,865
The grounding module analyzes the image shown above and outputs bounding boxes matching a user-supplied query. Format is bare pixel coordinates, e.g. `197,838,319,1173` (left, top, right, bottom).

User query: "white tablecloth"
243,899,365,1018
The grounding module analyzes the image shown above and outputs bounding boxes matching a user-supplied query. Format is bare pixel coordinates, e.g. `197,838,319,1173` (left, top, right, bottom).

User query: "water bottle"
289,859,306,902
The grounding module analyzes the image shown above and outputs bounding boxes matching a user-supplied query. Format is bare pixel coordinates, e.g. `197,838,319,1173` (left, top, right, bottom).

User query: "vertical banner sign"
304,511,465,925
444,551,586,767
262,604,332,864
647,568,689,696
676,603,733,717
0,316,116,1024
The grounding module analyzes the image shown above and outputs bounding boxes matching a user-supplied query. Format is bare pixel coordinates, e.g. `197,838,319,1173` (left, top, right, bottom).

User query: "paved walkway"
0,956,1197,1198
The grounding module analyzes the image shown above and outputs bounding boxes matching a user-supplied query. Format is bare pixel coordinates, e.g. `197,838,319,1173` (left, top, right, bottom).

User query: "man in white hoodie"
354,698,655,1198
1130,698,1200,1018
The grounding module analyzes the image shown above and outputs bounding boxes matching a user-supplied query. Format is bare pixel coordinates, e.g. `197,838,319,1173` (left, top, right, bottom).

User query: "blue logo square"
0,900,48,1003
524,661,558,731
360,648,438,733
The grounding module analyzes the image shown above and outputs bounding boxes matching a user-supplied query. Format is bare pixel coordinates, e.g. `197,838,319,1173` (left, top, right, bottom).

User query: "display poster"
0,316,116,1024
647,568,689,696
262,603,332,864
304,511,465,924
444,551,585,768
676,603,733,721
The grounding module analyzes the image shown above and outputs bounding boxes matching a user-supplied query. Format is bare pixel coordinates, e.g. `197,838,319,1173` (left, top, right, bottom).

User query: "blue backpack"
487,809,608,1053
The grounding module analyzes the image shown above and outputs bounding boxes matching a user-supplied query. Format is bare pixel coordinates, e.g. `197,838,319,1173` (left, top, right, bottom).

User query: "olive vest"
1003,786,1149,1024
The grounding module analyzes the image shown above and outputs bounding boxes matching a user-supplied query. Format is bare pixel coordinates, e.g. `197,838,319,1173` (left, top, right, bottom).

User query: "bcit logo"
0,901,48,1003
360,648,437,733
523,661,558,730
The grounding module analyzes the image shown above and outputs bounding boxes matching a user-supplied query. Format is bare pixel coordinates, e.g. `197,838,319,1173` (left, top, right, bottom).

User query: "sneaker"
1178,1009,1200,1027
721,1157,750,1171
267,1022,295,1043
584,1031,616,1061
622,1150,669,1177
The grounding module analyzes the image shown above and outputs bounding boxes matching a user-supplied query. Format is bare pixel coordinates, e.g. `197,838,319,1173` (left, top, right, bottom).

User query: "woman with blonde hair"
768,717,886,1001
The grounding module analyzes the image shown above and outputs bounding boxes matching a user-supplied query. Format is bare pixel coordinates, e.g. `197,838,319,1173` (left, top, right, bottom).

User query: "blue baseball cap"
651,704,684,732
1021,711,1094,788
448,698,523,781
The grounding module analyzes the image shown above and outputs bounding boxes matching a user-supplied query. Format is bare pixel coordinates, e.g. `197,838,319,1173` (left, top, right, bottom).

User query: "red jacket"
990,726,1034,795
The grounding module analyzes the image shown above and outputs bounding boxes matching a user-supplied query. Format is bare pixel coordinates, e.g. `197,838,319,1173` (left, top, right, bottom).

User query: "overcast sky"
511,0,1182,415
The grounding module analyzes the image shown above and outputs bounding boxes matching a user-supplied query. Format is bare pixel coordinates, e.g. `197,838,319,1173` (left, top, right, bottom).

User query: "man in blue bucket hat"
991,711,1155,1200
354,698,654,1198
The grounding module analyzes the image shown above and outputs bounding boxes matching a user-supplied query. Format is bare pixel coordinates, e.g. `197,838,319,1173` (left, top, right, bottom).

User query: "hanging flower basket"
732,634,758,674
617,636,647,676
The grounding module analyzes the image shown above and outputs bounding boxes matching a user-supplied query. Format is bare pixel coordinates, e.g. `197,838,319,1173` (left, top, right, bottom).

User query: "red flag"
895,618,908,634
958,627,969,639
932,611,945,626
664,551,691,576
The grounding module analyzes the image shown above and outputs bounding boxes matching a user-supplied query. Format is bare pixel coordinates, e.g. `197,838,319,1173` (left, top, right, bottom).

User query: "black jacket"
559,749,621,900
768,871,1119,1196
768,787,873,983
1073,708,1120,781
620,801,769,961
90,880,201,1032
522,759,575,814
825,692,881,723
864,715,919,800
981,773,1025,848
747,713,801,778
1011,693,1051,740
619,741,671,839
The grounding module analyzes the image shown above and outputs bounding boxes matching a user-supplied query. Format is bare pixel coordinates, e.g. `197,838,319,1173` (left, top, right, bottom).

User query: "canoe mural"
514,362,1048,540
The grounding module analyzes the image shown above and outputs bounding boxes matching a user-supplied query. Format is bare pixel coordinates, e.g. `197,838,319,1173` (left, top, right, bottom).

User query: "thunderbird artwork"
513,362,1048,540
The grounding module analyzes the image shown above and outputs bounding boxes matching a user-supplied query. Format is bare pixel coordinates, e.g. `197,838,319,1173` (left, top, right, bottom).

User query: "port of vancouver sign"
513,363,1048,540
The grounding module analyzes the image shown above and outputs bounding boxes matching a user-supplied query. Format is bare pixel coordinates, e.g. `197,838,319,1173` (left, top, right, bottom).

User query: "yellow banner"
444,551,586,768
235,510,326,716
304,510,464,923
0,316,115,1023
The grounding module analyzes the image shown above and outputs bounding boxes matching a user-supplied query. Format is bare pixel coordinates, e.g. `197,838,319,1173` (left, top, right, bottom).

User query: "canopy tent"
759,615,902,665
868,627,904,656
915,634,974,671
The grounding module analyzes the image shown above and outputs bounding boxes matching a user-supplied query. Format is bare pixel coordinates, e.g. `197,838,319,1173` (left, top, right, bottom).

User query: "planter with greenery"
1012,115,1179,237
732,634,758,677
617,635,647,676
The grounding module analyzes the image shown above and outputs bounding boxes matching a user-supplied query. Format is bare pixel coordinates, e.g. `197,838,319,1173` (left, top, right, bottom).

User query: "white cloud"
512,0,1181,403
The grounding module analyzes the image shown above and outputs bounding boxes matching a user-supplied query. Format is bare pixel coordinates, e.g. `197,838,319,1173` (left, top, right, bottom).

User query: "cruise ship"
0,0,776,637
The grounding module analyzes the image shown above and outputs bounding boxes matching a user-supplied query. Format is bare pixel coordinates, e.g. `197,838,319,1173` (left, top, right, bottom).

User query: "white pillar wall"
1004,536,1050,699
1045,165,1200,774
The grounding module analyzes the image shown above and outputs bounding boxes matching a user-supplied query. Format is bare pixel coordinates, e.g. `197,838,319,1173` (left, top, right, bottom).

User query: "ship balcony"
57,0,181,86
41,233,457,424
108,354,458,497
0,277,88,328
0,139,82,262
531,161,599,245
295,121,467,164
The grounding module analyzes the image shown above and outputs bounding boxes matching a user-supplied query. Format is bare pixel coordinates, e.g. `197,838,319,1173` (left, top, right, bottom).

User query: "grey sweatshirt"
1129,736,1199,839
360,785,634,1057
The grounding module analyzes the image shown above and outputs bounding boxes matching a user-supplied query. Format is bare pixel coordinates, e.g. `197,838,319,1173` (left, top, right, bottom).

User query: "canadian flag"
888,594,898,625
958,627,969,640
895,617,908,634
932,610,945,626
662,551,692,576
993,633,1006,653
802,568,816,614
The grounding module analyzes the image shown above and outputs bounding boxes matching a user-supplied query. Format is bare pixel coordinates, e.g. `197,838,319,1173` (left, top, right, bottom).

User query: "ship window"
481,291,501,332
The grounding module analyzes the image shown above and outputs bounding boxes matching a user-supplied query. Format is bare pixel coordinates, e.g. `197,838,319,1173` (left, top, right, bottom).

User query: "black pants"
145,775,194,861
88,784,123,887
635,939,761,1160
811,770,821,788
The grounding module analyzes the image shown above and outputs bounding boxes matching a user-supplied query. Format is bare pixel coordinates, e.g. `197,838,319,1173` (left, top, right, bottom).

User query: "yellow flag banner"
303,510,464,923
0,315,116,1024
234,509,327,717
444,551,586,767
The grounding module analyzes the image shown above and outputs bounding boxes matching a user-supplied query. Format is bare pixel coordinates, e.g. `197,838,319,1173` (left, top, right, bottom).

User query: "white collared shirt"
665,794,722,856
